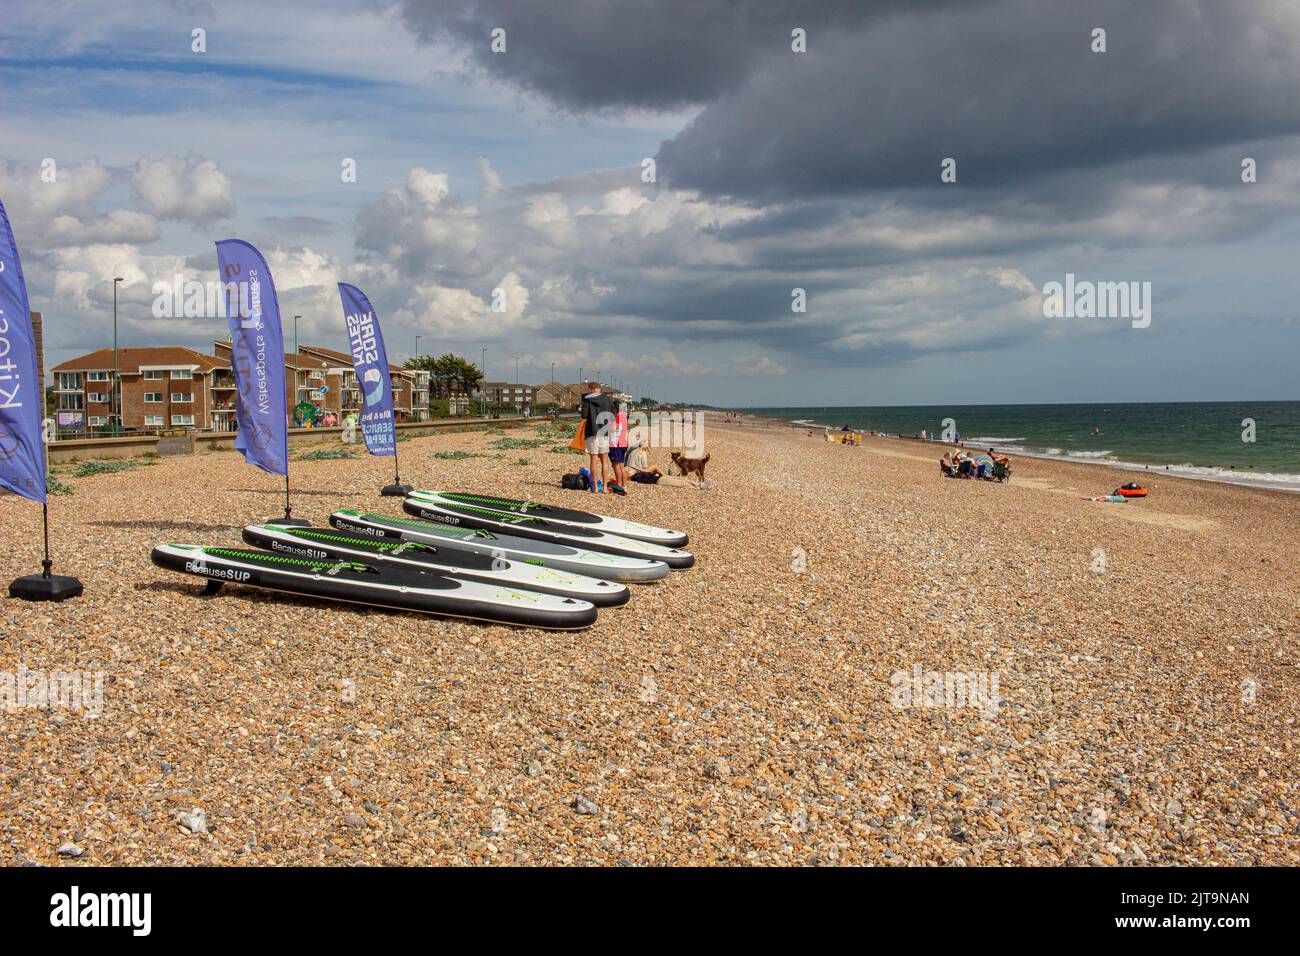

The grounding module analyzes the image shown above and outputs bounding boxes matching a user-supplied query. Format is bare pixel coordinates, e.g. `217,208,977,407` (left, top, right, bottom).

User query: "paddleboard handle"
200,580,224,597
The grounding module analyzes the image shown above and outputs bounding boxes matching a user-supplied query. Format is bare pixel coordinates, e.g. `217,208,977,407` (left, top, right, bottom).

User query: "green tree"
404,353,482,401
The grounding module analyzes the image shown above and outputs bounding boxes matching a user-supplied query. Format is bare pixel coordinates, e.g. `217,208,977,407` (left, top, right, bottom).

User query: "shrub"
46,476,75,496
489,436,549,449
433,450,484,460
298,449,356,460
72,459,149,478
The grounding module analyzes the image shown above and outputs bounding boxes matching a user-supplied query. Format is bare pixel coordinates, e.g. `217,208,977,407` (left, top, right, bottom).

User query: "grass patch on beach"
514,457,531,466
550,445,583,455
433,450,487,460
489,436,550,450
72,459,153,478
46,476,75,496
535,423,576,440
298,449,356,461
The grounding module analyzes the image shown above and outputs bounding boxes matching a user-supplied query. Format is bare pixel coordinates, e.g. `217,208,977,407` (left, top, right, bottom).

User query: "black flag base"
9,561,83,602
380,482,413,497
271,515,311,527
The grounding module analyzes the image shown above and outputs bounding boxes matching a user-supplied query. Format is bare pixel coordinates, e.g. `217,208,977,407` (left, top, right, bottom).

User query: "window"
171,415,195,426
170,369,193,379
143,370,164,380
88,416,106,426
87,392,109,403
58,372,83,389
86,371,109,382
144,392,163,403
171,392,193,403
144,415,164,427
58,394,83,410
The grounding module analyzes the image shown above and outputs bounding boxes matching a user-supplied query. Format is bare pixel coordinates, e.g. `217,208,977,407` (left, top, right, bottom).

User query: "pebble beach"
2,414,1297,866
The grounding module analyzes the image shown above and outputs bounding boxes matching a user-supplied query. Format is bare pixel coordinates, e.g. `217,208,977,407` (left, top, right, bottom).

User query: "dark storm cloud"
396,0,1300,200
395,0,973,111
660,0,1300,199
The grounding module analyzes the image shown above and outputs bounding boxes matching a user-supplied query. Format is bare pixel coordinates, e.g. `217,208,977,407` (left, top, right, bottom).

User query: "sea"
740,401,1300,493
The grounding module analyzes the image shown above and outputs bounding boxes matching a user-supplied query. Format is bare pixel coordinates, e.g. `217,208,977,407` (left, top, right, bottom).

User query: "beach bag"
569,419,587,451
560,472,587,491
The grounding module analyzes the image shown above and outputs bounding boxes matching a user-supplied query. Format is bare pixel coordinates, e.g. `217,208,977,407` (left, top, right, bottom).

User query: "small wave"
1066,450,1115,459
967,436,1026,443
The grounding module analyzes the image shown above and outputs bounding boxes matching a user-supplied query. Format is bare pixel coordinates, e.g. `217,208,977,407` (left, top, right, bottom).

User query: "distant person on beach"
580,381,615,493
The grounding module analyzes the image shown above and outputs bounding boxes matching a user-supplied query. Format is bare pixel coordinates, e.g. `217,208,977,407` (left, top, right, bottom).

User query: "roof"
52,347,225,374
299,344,409,376
285,352,330,370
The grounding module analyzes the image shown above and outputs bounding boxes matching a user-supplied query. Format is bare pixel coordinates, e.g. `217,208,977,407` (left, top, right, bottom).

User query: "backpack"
561,472,588,491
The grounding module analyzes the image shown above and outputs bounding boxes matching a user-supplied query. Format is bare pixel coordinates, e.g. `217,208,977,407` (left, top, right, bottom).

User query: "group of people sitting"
941,449,1012,482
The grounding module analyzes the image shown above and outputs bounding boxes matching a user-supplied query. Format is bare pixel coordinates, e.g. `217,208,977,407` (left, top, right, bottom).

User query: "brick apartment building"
51,347,230,432
533,381,583,408
53,341,431,433
475,381,536,409
295,344,418,422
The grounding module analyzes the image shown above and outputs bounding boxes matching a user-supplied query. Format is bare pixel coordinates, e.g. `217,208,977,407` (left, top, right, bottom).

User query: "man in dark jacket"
580,382,616,493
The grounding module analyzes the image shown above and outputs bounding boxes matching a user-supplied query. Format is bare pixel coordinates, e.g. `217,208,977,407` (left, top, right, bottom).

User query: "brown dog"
670,451,710,481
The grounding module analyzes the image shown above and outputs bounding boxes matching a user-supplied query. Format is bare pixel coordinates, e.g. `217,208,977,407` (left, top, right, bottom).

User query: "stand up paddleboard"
328,510,670,583
150,543,598,630
402,498,695,570
242,523,630,607
408,490,689,547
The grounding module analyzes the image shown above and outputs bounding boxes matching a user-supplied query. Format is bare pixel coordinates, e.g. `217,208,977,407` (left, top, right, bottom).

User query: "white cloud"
478,158,503,199
406,167,451,206
132,155,234,225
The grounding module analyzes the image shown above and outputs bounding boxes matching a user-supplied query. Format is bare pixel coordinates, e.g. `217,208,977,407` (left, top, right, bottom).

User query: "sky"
1,0,1296,407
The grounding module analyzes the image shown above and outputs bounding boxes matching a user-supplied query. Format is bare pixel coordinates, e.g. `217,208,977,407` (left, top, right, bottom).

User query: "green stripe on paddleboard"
275,526,431,552
201,547,369,572
436,492,541,512
347,511,496,539
437,501,547,524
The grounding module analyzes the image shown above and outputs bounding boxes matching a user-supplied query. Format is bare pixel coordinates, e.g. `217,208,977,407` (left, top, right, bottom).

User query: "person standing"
608,399,630,493
580,381,615,493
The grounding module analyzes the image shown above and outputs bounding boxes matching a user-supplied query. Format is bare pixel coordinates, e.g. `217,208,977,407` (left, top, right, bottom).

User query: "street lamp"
413,336,422,420
112,277,124,434
293,315,301,355
480,347,487,416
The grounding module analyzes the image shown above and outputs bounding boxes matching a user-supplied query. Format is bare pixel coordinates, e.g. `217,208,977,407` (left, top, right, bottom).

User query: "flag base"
381,483,413,497
9,572,84,602
270,517,311,526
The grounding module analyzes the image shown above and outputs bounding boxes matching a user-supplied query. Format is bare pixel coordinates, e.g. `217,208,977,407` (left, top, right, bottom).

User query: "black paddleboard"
150,543,598,630
242,523,630,607
402,498,695,569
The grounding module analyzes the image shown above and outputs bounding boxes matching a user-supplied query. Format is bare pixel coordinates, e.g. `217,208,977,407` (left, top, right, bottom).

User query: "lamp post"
293,315,301,355
112,277,124,434
480,347,487,416
413,336,422,419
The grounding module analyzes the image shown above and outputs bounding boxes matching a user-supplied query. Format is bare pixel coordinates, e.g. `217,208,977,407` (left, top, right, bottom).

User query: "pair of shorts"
585,434,610,455
608,445,627,464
